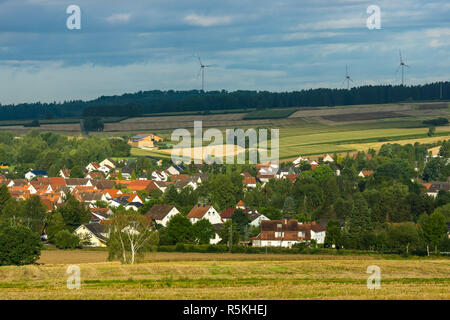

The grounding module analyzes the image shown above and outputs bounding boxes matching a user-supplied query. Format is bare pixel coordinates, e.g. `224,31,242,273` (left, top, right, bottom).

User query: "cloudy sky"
0,0,448,104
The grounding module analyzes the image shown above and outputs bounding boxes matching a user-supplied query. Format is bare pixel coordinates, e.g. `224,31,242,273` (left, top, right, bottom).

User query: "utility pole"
229,222,233,253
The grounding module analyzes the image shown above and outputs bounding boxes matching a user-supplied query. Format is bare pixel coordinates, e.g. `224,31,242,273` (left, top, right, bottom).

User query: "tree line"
0,82,448,120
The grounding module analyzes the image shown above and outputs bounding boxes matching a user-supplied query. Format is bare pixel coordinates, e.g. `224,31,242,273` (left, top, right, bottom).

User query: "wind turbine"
396,50,409,86
342,65,353,90
196,54,212,92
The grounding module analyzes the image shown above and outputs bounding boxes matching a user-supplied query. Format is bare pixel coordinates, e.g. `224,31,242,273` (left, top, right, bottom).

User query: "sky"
0,0,448,104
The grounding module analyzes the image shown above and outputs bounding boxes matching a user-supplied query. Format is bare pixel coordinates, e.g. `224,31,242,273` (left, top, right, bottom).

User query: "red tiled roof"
243,176,256,185
221,208,235,219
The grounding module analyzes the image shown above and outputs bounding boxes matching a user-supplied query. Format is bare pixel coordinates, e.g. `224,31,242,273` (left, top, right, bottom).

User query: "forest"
0,82,448,120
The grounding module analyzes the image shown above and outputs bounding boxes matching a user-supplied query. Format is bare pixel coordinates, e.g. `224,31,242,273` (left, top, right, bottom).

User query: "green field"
2,102,450,159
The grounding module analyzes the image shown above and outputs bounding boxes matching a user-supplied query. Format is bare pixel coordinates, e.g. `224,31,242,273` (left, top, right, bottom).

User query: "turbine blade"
396,65,401,74
197,54,203,66
399,49,403,62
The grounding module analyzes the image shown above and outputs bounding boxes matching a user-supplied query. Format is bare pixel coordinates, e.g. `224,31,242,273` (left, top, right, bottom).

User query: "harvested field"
0,250,448,299
321,112,408,122
418,103,449,110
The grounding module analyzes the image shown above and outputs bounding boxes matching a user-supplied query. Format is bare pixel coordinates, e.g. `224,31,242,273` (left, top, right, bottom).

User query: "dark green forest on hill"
0,82,448,121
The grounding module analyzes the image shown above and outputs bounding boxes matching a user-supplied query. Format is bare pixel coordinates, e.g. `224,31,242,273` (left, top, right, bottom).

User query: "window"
277,224,282,228
298,231,304,237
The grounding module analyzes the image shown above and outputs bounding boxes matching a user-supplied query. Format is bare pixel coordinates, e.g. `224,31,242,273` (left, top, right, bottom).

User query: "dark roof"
249,212,261,222
31,170,47,175
83,223,108,242
127,202,144,208
145,204,177,220
79,193,103,201
65,178,90,186
112,197,129,206
187,204,212,219
92,179,115,190
428,182,450,193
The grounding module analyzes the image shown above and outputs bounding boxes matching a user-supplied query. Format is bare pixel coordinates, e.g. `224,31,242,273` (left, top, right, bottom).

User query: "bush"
0,226,42,266
175,242,186,252
54,230,82,249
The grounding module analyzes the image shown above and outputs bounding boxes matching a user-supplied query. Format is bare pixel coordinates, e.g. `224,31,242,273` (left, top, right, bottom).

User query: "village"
1,132,449,252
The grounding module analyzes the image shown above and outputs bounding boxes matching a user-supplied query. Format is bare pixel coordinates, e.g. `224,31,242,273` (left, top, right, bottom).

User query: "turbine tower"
342,65,353,90
197,54,212,92
396,50,409,86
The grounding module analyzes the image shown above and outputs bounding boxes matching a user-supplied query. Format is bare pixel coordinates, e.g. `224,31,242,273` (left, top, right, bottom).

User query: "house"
293,155,309,166
153,181,169,192
145,156,163,166
103,189,123,200
310,161,319,170
7,179,28,188
425,182,450,198
92,179,115,190
90,208,113,222
25,170,48,180
128,180,157,193
277,166,299,179
323,154,334,163
251,219,326,248
174,177,198,191
65,178,93,189
85,162,100,172
100,158,117,169
128,134,164,149
187,204,222,225
236,200,245,210
243,176,257,188
85,172,104,180
220,208,235,222
119,167,133,180
447,222,450,239
126,202,144,211
151,170,168,182
248,212,270,227
59,169,71,179
358,170,374,178
97,165,113,175
283,174,299,183
211,224,223,245
166,164,186,175
144,204,180,227
74,223,109,247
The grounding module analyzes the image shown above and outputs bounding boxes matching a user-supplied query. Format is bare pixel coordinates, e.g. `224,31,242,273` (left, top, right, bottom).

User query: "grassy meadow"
0,250,448,299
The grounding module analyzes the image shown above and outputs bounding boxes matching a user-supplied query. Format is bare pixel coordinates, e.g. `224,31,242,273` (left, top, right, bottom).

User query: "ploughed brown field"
0,250,448,300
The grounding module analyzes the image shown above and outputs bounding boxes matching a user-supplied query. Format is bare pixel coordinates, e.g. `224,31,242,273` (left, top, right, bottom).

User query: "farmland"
0,250,448,299
1,102,450,159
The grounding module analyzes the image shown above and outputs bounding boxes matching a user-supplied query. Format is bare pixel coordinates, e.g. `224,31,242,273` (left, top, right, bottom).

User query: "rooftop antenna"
342,65,353,90
396,50,409,86
196,54,212,92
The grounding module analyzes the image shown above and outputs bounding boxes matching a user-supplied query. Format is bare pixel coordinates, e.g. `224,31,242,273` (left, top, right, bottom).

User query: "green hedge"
156,244,373,255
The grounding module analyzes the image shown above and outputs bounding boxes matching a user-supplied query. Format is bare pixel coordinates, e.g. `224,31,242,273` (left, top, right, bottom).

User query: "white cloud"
184,14,232,27
296,18,365,31
105,13,132,24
